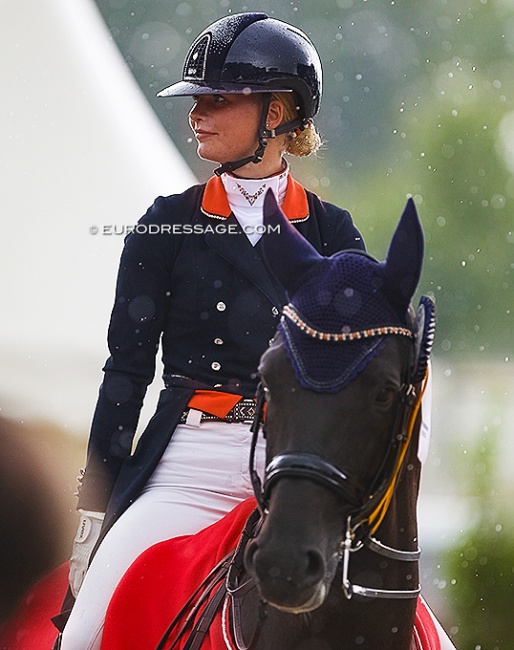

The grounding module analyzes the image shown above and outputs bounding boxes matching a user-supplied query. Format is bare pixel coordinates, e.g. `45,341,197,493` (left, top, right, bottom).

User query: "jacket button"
211,361,221,371
214,338,224,345
271,306,279,317
216,301,226,312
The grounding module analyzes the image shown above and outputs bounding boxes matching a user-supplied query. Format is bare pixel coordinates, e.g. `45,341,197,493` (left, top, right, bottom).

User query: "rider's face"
188,93,262,164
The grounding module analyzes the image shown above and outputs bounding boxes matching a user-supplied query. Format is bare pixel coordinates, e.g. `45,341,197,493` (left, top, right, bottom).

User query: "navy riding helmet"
158,12,323,173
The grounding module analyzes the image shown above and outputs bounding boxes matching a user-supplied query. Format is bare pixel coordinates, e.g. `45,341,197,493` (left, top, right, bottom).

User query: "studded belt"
179,398,257,424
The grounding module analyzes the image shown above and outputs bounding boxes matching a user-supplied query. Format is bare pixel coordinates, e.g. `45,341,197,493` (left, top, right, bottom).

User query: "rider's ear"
266,98,284,131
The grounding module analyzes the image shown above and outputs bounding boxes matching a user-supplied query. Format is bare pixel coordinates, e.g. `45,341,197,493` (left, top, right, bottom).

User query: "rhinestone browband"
282,304,414,342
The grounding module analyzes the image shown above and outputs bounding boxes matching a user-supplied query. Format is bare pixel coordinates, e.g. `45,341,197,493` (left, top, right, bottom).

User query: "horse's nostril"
246,540,326,591
305,549,324,582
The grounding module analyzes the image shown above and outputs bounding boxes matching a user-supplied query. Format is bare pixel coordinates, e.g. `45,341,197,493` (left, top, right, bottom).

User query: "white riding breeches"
60,419,265,650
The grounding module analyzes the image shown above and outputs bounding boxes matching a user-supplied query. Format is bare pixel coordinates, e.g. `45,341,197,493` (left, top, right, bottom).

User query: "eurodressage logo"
89,224,281,236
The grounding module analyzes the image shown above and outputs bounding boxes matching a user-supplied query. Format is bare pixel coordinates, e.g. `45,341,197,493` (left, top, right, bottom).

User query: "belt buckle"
234,398,256,422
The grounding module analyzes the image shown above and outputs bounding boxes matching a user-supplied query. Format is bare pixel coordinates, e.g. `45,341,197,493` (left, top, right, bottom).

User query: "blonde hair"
271,92,322,157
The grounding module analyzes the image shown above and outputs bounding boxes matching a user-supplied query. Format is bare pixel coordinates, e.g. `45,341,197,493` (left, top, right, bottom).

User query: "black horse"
230,192,435,649
99,191,438,650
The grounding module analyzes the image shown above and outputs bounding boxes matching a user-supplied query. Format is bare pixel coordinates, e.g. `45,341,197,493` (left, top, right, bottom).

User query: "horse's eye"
375,387,396,409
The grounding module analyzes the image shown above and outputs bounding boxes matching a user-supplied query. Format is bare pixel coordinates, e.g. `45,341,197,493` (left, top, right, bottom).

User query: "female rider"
57,12,365,650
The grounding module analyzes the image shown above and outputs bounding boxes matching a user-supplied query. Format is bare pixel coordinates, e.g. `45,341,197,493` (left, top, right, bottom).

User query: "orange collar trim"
201,175,309,223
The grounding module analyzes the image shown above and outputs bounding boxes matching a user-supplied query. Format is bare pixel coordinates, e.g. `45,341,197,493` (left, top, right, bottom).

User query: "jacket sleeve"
77,196,183,511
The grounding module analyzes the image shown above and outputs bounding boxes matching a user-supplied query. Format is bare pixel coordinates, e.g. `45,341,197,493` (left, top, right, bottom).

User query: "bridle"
248,333,425,602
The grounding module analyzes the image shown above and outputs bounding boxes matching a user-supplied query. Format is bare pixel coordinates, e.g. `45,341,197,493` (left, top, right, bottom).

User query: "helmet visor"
157,80,294,98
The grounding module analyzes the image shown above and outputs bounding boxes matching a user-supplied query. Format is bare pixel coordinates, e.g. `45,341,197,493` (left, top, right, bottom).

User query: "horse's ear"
261,189,323,294
380,198,424,312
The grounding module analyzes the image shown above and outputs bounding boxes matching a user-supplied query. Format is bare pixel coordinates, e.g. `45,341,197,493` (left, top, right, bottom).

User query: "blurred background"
1,0,513,645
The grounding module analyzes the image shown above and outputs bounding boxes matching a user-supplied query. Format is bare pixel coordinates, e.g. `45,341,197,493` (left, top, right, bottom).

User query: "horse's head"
244,192,435,615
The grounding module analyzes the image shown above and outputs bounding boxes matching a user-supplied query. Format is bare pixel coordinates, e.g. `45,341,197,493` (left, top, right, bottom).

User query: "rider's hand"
68,509,105,597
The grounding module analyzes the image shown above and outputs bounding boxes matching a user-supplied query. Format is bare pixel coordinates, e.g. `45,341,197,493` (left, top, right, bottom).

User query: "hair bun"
287,122,322,157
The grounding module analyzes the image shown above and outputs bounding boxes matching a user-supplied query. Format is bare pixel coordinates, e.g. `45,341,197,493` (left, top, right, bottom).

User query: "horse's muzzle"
245,538,334,613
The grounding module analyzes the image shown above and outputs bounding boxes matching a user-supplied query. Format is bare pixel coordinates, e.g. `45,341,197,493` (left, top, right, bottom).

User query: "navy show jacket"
77,178,365,536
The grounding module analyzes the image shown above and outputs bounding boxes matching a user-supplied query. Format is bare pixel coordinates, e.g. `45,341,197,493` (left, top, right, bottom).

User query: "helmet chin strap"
214,94,304,177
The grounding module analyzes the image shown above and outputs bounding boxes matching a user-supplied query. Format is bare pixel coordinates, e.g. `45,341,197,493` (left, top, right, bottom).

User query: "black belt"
180,398,257,424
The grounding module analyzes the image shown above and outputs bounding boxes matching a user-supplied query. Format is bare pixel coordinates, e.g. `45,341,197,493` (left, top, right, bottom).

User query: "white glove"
69,509,105,597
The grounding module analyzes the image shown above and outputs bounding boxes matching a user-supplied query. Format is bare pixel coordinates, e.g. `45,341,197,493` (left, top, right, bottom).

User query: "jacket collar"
201,174,310,223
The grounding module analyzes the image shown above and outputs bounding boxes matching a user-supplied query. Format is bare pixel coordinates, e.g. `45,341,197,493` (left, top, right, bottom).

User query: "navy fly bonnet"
261,192,435,392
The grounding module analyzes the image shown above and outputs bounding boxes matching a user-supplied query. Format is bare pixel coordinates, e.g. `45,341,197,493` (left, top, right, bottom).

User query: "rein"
153,510,263,650
154,551,235,650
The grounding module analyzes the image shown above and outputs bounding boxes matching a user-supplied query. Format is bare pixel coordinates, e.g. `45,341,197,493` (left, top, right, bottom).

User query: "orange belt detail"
187,390,242,418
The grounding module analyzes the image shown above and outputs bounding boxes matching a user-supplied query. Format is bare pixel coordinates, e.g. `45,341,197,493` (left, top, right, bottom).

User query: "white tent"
1,0,196,433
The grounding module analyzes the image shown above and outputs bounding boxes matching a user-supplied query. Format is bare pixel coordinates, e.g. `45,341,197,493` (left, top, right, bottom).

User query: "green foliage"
93,0,514,358
344,96,513,358
440,432,514,649
444,522,514,649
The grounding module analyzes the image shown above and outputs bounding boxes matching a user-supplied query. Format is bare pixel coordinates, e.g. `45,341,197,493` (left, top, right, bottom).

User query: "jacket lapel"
205,215,286,308
201,174,309,308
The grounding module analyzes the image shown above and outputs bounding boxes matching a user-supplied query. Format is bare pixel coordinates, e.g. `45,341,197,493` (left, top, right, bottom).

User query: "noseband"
248,339,425,601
